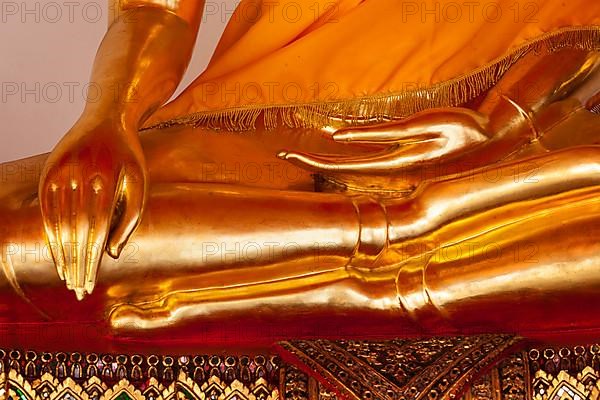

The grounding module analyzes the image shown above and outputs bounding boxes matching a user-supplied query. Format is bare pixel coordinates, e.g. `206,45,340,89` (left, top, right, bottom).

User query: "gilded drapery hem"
142,25,600,132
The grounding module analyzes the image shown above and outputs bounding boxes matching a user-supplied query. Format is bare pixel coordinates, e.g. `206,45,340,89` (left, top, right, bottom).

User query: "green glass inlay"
15,388,28,400
180,387,195,400
115,392,133,400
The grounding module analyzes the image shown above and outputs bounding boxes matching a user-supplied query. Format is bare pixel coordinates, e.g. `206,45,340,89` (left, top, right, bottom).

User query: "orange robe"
145,0,600,131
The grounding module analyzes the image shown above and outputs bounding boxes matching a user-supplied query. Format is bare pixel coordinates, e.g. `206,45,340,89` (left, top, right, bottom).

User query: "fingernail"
74,288,85,301
276,151,288,159
85,281,95,295
56,267,65,281
108,243,123,259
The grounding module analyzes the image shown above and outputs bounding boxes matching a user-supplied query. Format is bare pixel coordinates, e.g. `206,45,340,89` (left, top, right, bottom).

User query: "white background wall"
0,1,235,162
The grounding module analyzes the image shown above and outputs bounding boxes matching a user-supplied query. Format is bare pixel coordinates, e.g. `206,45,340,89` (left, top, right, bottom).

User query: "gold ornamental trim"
0,350,280,400
2,342,600,400
0,370,279,400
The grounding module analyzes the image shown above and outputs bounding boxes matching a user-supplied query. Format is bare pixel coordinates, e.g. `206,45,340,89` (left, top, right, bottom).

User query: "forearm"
479,48,600,136
81,2,203,132
384,146,600,256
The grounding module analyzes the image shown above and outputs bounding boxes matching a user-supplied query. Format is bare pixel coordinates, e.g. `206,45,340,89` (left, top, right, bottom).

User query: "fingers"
62,181,82,295
39,182,67,282
54,178,114,300
333,121,440,144
331,108,489,144
40,169,117,300
333,122,411,143
106,166,146,259
41,179,86,299
82,175,114,295
278,147,403,173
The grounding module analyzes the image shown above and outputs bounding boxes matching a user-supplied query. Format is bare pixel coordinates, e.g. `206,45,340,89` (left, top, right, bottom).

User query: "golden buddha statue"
1,0,600,348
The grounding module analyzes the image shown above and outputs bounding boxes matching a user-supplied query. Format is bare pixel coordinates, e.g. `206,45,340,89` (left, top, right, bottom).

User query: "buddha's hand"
278,108,490,175
39,120,147,300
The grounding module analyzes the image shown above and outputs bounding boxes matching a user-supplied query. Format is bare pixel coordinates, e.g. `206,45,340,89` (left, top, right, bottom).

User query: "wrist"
71,113,138,139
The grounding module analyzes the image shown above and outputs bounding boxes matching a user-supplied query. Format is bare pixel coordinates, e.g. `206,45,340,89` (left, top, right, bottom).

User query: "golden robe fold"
145,0,600,130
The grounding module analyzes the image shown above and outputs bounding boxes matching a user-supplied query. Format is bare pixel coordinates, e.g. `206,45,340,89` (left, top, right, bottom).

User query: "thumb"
107,167,146,259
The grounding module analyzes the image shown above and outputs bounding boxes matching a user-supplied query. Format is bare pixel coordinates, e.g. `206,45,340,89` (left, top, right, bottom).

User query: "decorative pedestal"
3,336,599,400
